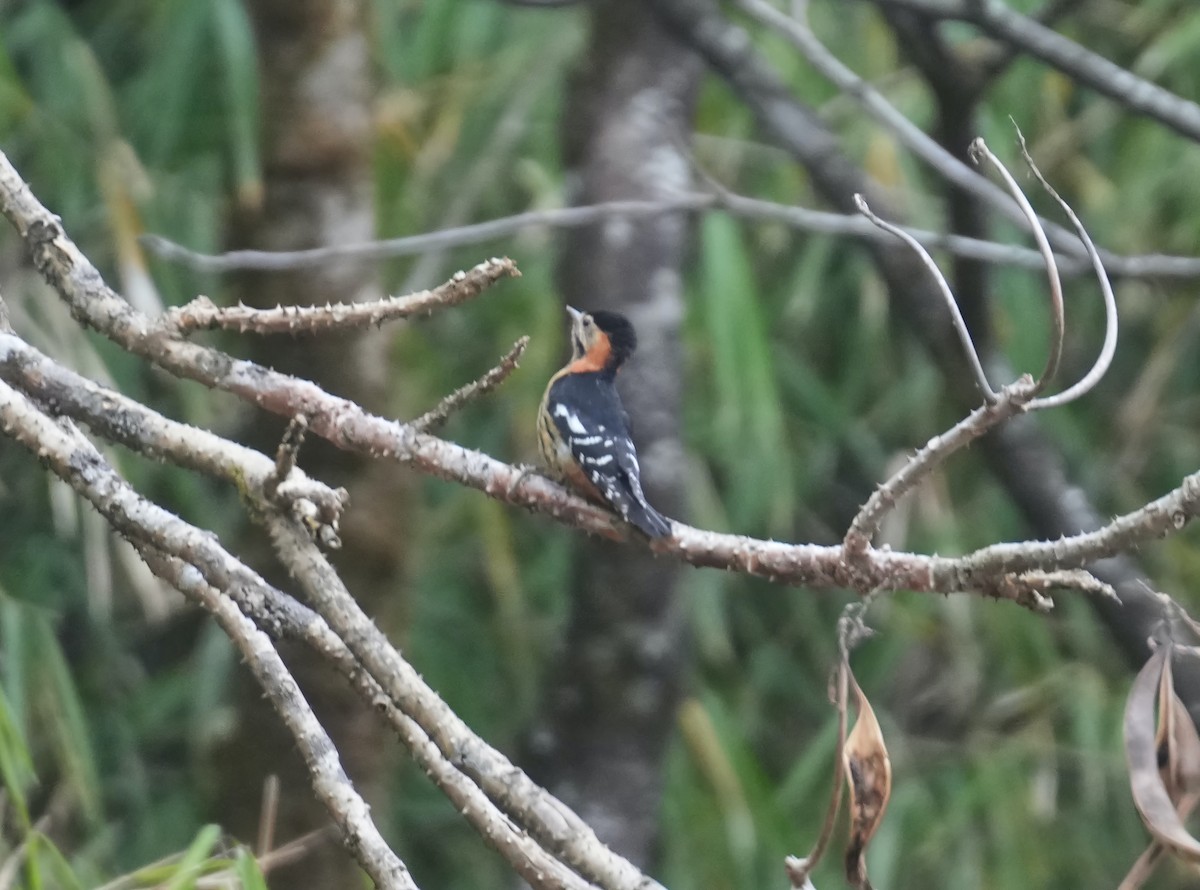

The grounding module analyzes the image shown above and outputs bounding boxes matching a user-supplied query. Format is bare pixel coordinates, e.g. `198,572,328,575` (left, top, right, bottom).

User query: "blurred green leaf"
234,846,269,890
696,212,795,533
210,0,261,210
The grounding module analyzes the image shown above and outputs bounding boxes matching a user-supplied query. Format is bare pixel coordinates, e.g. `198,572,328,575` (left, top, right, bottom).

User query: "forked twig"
845,376,1037,553
847,134,1119,553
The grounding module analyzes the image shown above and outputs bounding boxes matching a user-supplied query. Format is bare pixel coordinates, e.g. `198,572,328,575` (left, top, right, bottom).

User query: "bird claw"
507,463,540,498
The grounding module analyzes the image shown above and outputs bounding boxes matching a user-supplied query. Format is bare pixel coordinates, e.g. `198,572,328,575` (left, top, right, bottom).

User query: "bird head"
566,306,637,373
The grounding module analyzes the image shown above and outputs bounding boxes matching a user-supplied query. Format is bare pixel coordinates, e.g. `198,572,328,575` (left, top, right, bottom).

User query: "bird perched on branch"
538,306,673,539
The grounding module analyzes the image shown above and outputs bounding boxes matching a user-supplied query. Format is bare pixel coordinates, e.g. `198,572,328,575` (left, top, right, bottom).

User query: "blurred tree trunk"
211,2,412,886
528,0,700,868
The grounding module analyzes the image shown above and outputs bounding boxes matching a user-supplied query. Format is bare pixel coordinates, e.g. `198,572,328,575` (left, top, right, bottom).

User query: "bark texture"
529,0,700,867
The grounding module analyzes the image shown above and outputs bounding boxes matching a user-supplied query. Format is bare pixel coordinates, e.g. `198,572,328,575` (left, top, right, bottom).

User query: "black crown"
589,310,637,361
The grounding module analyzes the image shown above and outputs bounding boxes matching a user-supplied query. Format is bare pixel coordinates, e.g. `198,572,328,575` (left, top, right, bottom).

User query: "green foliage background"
2,0,1200,886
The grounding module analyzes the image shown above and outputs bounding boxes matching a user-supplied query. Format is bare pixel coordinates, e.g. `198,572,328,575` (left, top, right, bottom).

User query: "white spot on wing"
553,402,588,435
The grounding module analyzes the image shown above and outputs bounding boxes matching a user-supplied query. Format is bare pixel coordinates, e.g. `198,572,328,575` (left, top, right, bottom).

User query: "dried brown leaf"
1156,649,1176,794
1124,646,1200,864
1120,649,1200,890
1164,687,1200,803
786,657,849,889
843,673,891,890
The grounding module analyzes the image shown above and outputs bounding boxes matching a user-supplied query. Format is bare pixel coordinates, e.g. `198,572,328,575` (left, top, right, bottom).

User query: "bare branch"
258,513,655,890
0,333,347,534
966,0,1090,89
732,0,1089,260
854,193,998,402
957,470,1200,579
969,136,1064,393
837,139,1114,557
1014,133,1119,410
136,541,601,890
141,192,1200,283
0,381,415,890
140,199,713,273
0,149,1122,604
865,0,1200,145
845,376,1037,554
410,336,530,433
162,258,519,335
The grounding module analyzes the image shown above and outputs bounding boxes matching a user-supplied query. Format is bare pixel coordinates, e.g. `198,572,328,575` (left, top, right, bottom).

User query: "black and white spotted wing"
545,372,672,538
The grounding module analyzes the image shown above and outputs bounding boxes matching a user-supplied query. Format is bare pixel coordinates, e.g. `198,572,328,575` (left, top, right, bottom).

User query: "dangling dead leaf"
1156,649,1177,794
1165,689,1200,805
1124,646,1200,863
1154,650,1200,803
786,655,850,889
844,673,891,890
1120,646,1200,889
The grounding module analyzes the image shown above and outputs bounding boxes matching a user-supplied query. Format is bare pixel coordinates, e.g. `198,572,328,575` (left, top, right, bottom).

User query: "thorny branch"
0,148,1122,605
410,336,530,433
162,258,518,335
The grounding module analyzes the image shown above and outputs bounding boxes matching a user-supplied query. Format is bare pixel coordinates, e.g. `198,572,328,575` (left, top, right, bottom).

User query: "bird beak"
565,305,584,323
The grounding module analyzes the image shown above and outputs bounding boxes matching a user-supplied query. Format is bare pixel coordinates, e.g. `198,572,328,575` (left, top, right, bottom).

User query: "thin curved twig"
969,136,1065,393
854,193,998,402
1015,135,1119,410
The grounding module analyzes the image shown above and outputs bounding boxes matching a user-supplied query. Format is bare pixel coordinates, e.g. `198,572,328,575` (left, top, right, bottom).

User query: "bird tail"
629,502,672,539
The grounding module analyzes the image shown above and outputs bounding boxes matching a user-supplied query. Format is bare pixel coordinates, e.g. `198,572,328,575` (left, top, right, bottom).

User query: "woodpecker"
538,306,672,538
